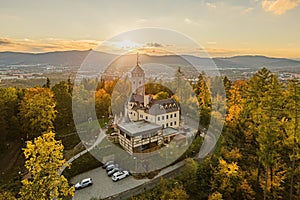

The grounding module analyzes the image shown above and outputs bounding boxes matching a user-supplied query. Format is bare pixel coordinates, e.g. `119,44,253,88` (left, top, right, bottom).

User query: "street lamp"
165,144,169,162
133,156,137,171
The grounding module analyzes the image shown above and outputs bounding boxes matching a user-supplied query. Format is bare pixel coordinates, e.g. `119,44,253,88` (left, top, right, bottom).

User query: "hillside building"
116,54,184,154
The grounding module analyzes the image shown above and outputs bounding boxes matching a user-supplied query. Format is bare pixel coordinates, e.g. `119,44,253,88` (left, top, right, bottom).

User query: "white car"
111,170,129,182
74,178,93,190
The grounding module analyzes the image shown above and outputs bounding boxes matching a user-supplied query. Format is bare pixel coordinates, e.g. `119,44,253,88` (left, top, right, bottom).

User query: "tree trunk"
270,166,273,197
290,84,298,200
257,161,261,189
264,166,268,200
290,143,296,200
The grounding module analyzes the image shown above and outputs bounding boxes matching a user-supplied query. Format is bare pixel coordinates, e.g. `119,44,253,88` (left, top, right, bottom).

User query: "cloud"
206,2,217,9
262,0,300,15
206,41,217,45
242,7,254,14
145,42,164,47
0,38,100,52
0,38,12,45
136,18,147,24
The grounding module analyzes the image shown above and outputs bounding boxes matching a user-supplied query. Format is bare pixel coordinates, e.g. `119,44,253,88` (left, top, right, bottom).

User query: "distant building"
116,54,183,154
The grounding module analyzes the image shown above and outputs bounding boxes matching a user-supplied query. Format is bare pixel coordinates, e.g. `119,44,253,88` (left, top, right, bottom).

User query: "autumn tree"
193,74,211,127
252,71,285,199
0,88,21,152
95,89,111,118
71,85,93,124
0,190,16,200
111,77,131,116
52,80,73,131
19,88,56,139
285,79,300,199
160,184,189,200
196,157,214,199
208,191,223,200
19,131,74,199
154,91,170,100
210,158,241,199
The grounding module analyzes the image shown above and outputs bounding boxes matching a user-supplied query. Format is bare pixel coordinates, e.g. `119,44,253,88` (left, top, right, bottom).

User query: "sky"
0,0,300,58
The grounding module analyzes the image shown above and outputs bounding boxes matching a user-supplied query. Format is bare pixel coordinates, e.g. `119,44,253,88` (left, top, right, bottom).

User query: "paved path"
197,130,217,159
59,128,107,175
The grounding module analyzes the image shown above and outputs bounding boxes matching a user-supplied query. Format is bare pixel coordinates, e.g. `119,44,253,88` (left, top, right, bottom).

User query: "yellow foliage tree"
160,184,189,200
19,132,74,200
208,191,223,200
0,190,17,200
19,87,56,139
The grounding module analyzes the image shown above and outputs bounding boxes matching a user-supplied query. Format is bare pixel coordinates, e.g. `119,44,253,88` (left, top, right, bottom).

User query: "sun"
115,39,142,49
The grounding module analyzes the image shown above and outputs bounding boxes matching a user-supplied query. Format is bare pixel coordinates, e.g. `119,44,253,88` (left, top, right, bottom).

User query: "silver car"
107,167,121,176
74,178,93,190
106,164,119,171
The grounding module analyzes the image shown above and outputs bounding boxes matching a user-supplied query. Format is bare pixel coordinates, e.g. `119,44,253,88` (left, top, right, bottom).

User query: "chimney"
144,95,149,107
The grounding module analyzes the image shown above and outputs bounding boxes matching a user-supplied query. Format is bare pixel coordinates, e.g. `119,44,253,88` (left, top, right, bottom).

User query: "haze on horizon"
0,0,300,59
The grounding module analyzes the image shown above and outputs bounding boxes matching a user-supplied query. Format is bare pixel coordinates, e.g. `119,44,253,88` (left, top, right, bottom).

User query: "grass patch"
63,152,103,180
60,134,81,151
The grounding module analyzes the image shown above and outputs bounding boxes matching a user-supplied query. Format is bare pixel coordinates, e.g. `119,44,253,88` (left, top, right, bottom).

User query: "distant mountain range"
0,50,300,72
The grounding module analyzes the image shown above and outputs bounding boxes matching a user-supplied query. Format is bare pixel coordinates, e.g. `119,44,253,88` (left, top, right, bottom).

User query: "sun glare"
115,39,142,49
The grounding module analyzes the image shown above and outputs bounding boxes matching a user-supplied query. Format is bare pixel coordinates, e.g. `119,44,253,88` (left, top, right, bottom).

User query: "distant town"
1,51,300,88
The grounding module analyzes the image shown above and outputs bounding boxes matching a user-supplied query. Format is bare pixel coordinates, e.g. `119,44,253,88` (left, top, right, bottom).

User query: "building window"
170,122,173,126
166,115,168,119
170,114,173,118
162,116,164,120
166,123,168,127
162,124,164,128
139,81,141,84
174,113,177,117
140,114,143,118
146,116,148,120
158,116,160,121
174,121,177,125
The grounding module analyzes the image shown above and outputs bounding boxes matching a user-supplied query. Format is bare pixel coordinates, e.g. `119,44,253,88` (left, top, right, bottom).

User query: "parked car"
106,164,119,171
102,161,114,169
74,178,93,190
107,167,121,176
111,170,129,182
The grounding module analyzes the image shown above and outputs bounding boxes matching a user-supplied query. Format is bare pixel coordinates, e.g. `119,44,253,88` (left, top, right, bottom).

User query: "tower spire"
136,52,140,66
